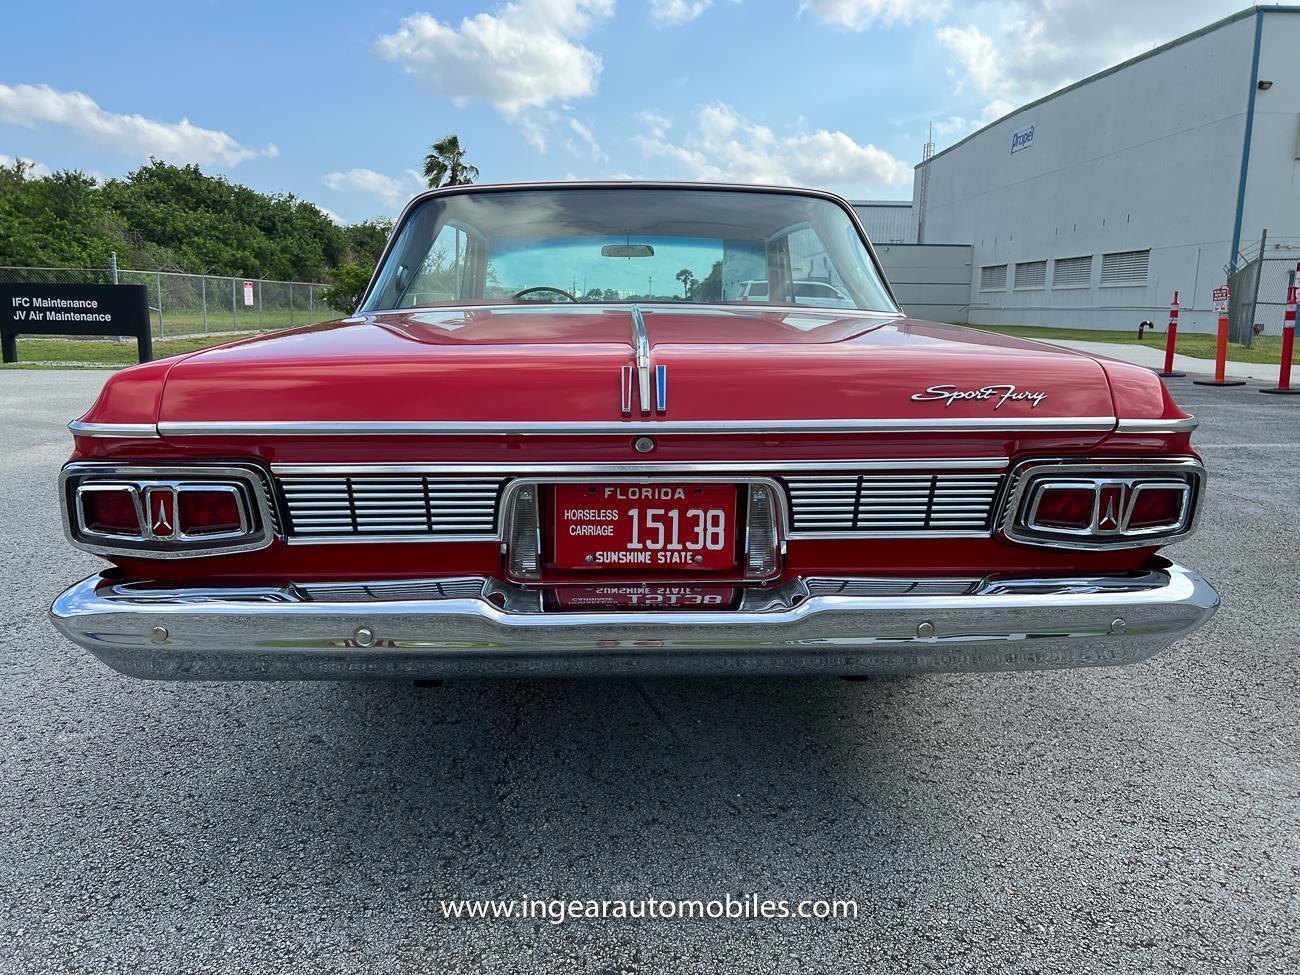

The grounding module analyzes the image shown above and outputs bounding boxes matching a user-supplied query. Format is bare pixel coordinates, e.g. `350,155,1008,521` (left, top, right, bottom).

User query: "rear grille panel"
782,474,1004,536
279,474,504,540
272,469,1006,543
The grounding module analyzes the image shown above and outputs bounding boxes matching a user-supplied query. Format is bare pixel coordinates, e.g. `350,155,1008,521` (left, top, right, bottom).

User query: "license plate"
552,483,737,571
551,585,737,610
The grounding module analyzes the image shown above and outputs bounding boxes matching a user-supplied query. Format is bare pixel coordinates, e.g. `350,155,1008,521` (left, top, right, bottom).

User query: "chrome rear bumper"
48,562,1219,680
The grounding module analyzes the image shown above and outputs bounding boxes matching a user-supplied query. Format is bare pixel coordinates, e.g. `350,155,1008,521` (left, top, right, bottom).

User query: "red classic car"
49,182,1218,680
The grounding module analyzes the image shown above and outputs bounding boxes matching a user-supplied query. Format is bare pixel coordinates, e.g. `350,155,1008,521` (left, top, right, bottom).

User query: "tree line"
0,136,486,312
0,158,392,312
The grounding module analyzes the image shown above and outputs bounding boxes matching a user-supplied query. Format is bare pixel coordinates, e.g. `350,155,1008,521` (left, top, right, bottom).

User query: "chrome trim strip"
631,304,651,415
49,562,1220,680
68,421,162,440
270,459,1011,475
161,417,1118,437
1114,417,1198,434
655,363,668,413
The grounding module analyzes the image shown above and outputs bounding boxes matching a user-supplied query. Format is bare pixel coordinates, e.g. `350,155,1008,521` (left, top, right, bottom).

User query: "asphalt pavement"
1,368,1296,974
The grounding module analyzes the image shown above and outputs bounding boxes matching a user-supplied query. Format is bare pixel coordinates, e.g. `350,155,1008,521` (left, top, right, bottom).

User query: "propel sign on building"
1011,124,1035,154
0,283,152,363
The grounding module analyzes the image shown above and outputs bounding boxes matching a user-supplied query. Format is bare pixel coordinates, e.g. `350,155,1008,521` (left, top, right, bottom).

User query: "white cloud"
651,0,712,26
935,0,1239,112
323,168,425,210
0,153,51,177
373,1,613,117
565,117,607,160
936,24,1004,95
931,115,968,138
0,83,275,166
801,0,946,29
637,103,911,191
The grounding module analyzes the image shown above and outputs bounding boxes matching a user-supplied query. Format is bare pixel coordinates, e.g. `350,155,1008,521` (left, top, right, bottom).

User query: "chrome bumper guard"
48,561,1219,680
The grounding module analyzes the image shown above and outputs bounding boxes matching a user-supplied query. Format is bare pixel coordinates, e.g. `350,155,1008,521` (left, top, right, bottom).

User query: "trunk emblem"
910,384,1047,409
622,304,667,415
619,364,668,414
147,488,175,538
1097,485,1124,531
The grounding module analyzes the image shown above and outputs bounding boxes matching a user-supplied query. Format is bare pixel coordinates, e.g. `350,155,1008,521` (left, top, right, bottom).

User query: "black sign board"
0,283,153,364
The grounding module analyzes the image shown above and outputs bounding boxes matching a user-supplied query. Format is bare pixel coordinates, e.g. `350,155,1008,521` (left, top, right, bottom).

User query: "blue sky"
0,0,1256,224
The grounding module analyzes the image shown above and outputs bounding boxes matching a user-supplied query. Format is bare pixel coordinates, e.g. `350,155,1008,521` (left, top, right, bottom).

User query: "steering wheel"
512,286,579,303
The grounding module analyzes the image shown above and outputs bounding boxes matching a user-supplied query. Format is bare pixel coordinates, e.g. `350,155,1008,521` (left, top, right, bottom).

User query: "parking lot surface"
2,369,1296,974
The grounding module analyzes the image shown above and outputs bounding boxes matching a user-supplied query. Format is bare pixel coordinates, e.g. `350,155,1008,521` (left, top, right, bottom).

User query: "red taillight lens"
81,488,141,536
1127,486,1185,530
178,489,244,536
1032,486,1094,529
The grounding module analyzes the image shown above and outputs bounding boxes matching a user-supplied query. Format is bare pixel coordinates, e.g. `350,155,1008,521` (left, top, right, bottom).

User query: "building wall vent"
979,264,1008,291
1052,255,1093,288
1014,260,1047,290
1100,249,1150,285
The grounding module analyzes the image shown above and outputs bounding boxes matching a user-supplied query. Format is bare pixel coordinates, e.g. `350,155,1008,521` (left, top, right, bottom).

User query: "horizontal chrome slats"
279,474,504,539
783,474,1003,535
804,577,983,596
297,577,487,601
274,467,1005,542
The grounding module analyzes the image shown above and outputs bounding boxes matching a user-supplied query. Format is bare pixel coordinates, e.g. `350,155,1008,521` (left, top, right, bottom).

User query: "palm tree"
423,135,480,188
675,268,696,298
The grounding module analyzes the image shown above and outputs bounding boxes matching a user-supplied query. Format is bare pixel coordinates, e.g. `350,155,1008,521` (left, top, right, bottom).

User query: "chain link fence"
1230,250,1300,347
0,265,337,339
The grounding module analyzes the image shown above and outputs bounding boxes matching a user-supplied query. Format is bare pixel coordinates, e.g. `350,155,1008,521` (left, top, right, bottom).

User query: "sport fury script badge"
911,384,1048,410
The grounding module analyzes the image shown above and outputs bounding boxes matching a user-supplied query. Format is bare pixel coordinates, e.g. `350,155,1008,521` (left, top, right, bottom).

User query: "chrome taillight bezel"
1000,458,1204,550
61,462,276,558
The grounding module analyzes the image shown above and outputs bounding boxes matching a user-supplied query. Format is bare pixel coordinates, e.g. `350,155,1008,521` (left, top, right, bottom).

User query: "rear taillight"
62,464,272,558
178,487,246,536
1126,484,1188,531
79,485,144,536
1005,460,1202,549
1029,485,1094,530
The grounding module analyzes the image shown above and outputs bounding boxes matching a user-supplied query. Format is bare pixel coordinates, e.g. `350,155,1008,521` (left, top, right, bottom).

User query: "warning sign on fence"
243,281,255,307
1212,285,1231,314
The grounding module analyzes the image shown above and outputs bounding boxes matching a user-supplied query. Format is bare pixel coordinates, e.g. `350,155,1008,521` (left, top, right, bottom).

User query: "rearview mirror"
601,244,654,258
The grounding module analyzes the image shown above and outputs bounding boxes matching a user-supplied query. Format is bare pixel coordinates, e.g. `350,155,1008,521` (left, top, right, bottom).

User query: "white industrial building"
912,5,1300,333
850,201,914,244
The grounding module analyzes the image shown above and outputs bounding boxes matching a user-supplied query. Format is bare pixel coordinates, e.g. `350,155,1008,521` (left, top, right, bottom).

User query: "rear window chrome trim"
357,180,903,315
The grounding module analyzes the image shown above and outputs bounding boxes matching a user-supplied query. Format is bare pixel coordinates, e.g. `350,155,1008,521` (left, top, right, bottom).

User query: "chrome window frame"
356,181,902,316
60,462,275,559
1001,457,1204,550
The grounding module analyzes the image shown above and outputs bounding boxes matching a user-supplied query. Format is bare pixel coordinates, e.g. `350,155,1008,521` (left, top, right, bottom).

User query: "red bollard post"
1158,290,1184,378
1194,284,1247,387
1261,272,1299,395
